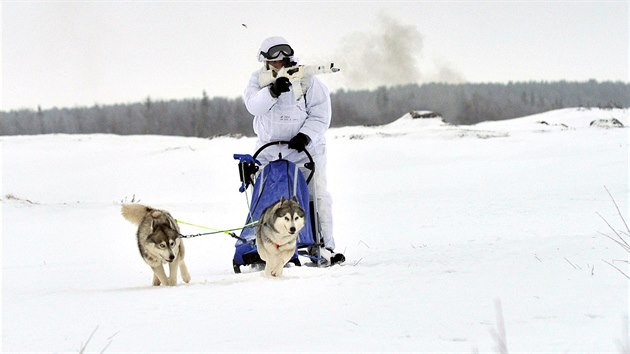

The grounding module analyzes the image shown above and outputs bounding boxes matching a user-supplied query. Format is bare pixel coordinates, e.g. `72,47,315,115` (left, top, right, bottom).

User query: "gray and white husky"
256,197,306,277
121,204,191,286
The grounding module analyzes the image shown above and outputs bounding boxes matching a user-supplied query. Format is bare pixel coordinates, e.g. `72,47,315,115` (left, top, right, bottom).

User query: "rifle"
258,63,340,101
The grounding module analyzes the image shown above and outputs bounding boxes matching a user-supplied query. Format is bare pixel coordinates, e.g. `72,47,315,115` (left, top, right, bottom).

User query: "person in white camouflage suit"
243,36,344,265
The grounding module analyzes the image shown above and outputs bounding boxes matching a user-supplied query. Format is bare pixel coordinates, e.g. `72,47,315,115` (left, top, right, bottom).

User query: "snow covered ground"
1,108,629,353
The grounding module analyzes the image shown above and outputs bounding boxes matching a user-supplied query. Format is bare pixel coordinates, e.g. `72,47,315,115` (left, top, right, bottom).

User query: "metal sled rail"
253,141,316,184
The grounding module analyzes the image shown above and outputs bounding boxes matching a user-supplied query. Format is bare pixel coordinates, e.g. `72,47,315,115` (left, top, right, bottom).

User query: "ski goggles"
259,44,294,60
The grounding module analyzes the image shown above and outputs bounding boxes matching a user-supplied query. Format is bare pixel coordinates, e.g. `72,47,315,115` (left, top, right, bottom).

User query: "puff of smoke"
335,12,463,90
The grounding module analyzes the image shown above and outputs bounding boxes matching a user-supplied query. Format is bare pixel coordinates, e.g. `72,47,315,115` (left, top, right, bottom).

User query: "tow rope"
176,219,258,244
176,219,326,262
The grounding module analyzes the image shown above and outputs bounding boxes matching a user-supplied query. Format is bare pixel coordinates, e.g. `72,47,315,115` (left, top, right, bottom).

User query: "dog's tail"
121,204,153,225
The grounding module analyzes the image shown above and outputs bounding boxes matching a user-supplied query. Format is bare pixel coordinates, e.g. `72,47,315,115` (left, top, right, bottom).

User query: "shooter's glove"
269,77,291,98
288,133,311,152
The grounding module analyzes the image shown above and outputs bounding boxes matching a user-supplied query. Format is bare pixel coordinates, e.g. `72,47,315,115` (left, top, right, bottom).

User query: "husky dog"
256,197,306,277
121,204,191,286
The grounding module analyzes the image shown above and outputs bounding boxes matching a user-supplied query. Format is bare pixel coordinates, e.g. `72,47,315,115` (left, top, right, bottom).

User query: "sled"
232,141,324,273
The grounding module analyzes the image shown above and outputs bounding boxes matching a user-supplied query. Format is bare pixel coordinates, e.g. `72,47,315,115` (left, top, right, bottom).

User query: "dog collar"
262,223,291,249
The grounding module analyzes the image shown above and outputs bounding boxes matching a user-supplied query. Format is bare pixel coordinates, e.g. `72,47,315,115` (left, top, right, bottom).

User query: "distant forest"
1,80,628,137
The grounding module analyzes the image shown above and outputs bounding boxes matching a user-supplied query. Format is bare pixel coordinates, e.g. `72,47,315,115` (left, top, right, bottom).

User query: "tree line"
1,80,628,137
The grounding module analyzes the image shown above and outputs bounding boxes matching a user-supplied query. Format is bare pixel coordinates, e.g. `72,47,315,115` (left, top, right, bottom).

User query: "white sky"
1,1,628,110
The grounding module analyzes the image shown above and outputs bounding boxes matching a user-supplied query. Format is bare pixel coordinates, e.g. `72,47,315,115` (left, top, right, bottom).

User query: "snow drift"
1,108,628,353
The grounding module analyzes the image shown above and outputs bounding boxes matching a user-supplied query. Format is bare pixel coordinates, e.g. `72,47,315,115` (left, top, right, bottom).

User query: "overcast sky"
2,1,628,111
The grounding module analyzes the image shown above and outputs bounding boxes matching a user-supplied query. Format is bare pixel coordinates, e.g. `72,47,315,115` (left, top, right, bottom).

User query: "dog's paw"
152,277,161,286
264,267,274,277
270,268,283,277
166,278,177,286
181,268,191,283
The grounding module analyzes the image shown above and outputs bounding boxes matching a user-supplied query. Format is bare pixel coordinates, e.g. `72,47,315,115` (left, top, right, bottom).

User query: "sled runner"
232,141,324,273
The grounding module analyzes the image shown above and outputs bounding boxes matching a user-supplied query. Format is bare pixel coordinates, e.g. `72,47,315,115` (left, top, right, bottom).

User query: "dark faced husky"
121,204,191,286
255,197,305,277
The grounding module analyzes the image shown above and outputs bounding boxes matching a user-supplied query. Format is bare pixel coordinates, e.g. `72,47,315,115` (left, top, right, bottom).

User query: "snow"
2,108,629,353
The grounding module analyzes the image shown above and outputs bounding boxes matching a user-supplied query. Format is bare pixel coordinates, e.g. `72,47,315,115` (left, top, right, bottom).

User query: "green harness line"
176,219,258,243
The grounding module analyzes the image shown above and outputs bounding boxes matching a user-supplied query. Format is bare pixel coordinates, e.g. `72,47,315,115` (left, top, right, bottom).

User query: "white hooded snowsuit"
243,37,335,250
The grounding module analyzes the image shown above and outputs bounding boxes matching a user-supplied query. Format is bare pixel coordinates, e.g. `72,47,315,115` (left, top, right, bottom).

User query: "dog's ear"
146,210,162,234
171,220,180,233
291,196,299,203
149,218,155,233
280,196,286,205
166,214,179,232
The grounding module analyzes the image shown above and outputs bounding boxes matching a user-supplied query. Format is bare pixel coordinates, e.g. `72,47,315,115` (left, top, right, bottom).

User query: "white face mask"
266,60,285,71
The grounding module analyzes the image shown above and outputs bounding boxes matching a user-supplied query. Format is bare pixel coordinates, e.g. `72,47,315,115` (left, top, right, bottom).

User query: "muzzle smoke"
335,12,464,89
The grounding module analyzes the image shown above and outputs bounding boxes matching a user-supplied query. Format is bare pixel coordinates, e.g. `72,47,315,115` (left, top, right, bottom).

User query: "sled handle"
252,141,315,184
